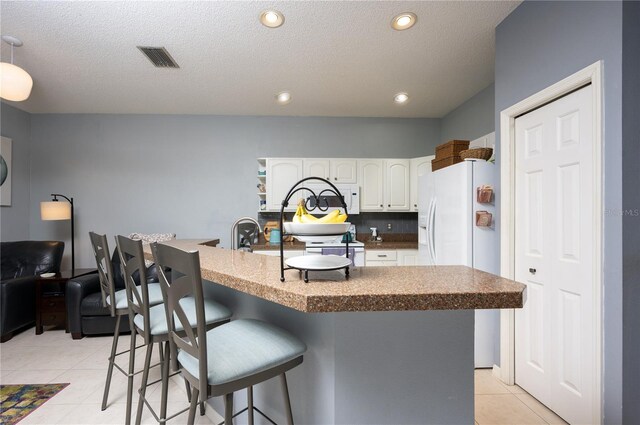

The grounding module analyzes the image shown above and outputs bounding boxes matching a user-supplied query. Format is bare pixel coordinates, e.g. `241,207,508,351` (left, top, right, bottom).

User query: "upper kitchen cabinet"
358,159,385,211
385,159,410,211
330,159,357,183
304,159,357,184
303,159,331,181
410,156,434,212
266,158,303,211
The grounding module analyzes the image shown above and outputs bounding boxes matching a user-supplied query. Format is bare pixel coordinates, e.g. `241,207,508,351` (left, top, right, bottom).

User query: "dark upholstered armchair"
66,250,159,339
0,241,65,342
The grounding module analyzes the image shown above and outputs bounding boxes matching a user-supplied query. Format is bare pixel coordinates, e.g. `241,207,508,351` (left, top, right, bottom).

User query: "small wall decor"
0,137,12,206
477,185,494,203
476,210,493,227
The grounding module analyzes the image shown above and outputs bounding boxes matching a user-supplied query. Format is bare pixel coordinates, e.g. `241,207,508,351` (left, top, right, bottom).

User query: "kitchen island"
144,240,524,424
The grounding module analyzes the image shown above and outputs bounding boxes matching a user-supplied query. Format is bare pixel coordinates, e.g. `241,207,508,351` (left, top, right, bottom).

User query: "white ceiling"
0,1,520,117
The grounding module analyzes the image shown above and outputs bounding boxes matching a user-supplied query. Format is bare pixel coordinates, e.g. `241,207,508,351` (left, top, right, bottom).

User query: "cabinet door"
385,159,410,211
266,159,303,211
397,249,419,265
304,159,331,181
410,156,434,212
358,160,384,211
331,160,357,183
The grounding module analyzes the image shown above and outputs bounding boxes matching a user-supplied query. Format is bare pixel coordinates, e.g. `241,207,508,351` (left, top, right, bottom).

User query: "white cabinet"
266,158,303,211
365,250,398,266
397,249,419,265
304,159,357,184
384,159,411,211
303,159,331,181
358,160,385,211
410,156,434,212
331,160,357,183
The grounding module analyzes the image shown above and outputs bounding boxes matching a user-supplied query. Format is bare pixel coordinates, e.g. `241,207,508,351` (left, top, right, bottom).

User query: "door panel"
514,85,593,425
385,159,410,211
304,159,331,181
331,160,357,183
358,160,384,211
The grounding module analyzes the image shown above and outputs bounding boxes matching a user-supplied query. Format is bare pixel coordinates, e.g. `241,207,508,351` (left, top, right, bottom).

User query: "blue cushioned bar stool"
116,235,233,425
151,242,307,425
89,232,165,423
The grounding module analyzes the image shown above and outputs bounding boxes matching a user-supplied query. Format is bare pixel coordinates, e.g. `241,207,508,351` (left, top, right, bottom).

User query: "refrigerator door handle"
428,198,437,264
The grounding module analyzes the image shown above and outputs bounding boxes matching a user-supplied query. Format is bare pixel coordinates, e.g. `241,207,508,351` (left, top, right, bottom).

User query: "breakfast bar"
144,240,524,424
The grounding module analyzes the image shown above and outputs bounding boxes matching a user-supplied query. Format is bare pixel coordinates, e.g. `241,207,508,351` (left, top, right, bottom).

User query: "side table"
35,268,96,335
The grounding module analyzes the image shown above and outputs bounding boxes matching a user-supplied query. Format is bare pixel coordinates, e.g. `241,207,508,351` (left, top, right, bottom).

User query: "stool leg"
184,378,192,402
135,342,154,425
187,387,199,425
224,393,233,425
125,327,137,425
101,314,122,411
281,373,294,425
160,341,170,421
247,386,254,425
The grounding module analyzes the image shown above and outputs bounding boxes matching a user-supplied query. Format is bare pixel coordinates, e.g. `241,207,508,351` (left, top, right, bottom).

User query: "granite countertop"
143,239,524,313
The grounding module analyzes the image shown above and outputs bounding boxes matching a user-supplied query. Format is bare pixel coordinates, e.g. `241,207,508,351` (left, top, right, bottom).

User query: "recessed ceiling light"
391,12,417,31
260,10,285,28
276,91,291,105
394,92,409,104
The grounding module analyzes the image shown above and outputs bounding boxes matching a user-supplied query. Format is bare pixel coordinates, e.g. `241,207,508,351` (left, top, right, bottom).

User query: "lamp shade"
41,201,71,221
0,62,33,101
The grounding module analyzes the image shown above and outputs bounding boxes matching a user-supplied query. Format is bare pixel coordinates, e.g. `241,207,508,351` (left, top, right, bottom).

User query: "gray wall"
0,102,31,241
622,1,640,423
440,83,495,143
28,114,439,269
496,1,623,422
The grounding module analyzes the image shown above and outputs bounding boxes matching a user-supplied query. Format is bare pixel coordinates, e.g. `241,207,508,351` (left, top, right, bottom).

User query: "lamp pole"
51,193,74,273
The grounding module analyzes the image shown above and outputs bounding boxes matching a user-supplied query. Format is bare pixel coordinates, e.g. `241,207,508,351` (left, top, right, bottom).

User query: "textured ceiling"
0,1,520,117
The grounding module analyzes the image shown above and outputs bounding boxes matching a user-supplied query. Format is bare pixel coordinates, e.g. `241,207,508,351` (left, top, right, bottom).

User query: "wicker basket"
459,148,493,160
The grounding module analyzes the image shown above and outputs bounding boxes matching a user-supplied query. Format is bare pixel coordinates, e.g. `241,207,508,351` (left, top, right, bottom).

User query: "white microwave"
304,184,360,215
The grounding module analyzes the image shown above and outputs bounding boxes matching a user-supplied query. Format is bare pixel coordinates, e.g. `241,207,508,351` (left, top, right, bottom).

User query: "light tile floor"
2,328,568,424
474,369,568,425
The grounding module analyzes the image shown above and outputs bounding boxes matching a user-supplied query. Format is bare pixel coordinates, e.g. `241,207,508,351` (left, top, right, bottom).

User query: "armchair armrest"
0,276,37,337
66,273,100,336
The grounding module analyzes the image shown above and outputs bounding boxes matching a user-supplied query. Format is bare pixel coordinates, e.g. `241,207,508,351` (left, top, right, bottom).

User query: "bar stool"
89,232,165,423
150,242,307,425
115,235,232,425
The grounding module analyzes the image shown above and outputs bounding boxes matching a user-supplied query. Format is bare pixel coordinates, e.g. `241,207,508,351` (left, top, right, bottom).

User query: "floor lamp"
41,194,74,272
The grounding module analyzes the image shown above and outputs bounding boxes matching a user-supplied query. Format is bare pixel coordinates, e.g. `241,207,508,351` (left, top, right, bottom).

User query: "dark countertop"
250,233,418,251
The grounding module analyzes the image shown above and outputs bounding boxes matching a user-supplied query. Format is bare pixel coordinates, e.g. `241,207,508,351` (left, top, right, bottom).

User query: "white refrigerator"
418,159,499,368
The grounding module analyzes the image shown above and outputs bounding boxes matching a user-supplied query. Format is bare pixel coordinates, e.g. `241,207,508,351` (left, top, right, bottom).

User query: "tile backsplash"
258,212,418,237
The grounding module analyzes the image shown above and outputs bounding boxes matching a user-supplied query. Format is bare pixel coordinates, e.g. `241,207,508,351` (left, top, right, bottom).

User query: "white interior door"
514,85,594,425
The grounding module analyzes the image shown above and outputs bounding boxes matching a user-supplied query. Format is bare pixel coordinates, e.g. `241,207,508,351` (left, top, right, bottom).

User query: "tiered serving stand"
279,177,351,282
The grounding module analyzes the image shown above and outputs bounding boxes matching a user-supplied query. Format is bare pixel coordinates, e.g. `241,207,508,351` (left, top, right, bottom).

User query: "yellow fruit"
316,210,340,223
334,213,348,223
300,213,319,223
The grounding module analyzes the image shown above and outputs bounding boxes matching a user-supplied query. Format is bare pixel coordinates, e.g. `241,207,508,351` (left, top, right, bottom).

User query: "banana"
316,210,340,223
291,200,348,224
334,213,348,223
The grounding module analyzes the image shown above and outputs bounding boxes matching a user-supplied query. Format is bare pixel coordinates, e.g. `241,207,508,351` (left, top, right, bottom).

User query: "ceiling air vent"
137,46,179,68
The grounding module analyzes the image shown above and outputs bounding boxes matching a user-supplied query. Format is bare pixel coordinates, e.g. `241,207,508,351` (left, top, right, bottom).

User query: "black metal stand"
279,177,350,283
51,193,75,274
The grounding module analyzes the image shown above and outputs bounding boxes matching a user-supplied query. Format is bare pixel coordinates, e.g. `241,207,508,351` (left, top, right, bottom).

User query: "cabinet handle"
414,204,417,207
529,268,536,274
334,177,337,181
388,204,391,207
378,254,387,258
380,204,383,207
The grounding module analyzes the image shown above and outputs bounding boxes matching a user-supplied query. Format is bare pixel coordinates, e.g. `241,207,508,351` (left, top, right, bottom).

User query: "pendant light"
0,35,33,102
